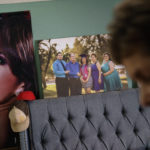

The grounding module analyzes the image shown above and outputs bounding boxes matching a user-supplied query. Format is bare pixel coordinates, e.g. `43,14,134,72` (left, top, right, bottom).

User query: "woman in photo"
0,12,38,148
101,52,122,91
80,54,93,94
91,53,104,92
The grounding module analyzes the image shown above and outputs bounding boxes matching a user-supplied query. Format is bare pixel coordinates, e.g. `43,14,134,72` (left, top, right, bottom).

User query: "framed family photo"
38,34,129,99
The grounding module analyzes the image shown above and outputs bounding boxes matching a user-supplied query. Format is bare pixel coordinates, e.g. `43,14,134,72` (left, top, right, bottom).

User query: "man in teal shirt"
53,52,69,97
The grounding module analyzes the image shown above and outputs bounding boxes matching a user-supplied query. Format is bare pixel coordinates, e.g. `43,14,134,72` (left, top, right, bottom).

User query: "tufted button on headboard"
22,88,150,150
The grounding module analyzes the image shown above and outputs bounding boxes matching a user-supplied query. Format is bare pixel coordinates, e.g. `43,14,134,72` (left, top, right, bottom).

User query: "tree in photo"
39,40,57,88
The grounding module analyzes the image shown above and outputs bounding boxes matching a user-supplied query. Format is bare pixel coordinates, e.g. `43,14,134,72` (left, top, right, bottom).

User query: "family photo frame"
38,34,129,99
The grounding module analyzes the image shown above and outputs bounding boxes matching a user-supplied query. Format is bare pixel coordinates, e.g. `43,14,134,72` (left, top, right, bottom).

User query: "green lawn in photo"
43,79,128,98
44,84,97,98
44,84,57,98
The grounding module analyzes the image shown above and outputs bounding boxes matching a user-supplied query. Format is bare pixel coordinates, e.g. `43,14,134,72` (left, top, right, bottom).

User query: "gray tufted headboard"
20,88,150,150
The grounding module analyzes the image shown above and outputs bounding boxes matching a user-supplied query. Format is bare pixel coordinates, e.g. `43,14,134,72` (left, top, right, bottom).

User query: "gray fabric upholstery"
20,88,150,150
20,130,30,150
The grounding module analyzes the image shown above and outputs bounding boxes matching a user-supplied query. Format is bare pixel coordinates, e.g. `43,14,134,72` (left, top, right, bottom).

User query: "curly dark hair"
108,0,150,64
103,52,112,61
56,52,62,56
91,53,97,58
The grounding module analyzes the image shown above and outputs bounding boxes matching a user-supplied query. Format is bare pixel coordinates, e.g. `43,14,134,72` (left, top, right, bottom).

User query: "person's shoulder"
96,61,100,65
76,62,80,65
66,61,70,65
108,60,114,66
88,64,92,67
109,60,113,64
66,61,71,67
62,60,66,63
53,60,58,65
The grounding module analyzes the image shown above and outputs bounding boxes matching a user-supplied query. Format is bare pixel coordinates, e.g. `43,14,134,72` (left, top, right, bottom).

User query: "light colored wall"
0,0,121,40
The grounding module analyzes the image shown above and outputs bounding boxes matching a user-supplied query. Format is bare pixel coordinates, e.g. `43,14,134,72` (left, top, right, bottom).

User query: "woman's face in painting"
0,53,20,103
91,55,97,63
103,54,109,62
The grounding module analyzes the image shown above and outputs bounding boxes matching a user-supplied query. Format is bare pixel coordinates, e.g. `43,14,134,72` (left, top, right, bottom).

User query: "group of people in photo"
52,52,122,97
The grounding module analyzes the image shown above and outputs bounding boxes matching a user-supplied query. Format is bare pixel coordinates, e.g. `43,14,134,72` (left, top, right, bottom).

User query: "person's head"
69,53,76,63
109,0,150,106
80,54,88,65
91,53,97,63
56,52,63,60
103,52,111,62
0,12,37,103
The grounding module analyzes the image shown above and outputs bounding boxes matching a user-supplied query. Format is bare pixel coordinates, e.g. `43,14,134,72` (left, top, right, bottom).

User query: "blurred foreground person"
109,0,150,106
